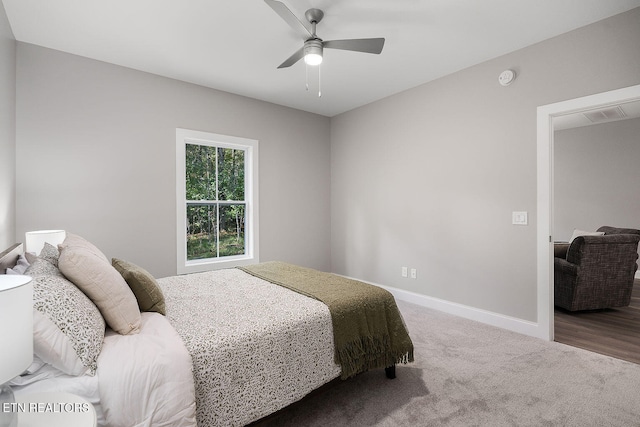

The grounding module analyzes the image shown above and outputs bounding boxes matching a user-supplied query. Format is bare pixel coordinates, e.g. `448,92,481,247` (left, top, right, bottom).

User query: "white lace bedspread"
158,268,342,427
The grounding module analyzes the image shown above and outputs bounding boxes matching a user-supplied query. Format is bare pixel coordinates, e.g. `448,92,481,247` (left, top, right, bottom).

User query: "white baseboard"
380,284,542,338
339,275,542,339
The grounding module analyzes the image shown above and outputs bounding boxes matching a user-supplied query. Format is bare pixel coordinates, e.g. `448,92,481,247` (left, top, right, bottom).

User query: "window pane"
219,204,245,257
178,129,257,273
186,144,217,200
217,148,245,201
186,204,217,260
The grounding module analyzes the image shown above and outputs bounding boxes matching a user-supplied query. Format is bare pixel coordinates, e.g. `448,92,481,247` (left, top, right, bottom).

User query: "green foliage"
187,230,245,260
185,143,246,261
185,145,244,201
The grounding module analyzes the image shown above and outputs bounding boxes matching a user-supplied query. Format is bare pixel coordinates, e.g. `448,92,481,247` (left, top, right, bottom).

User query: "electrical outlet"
410,268,417,279
401,267,408,277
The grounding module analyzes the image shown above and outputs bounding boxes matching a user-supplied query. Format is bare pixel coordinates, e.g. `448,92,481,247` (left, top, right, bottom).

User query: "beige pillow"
112,258,166,315
569,229,605,243
59,232,108,261
58,234,141,335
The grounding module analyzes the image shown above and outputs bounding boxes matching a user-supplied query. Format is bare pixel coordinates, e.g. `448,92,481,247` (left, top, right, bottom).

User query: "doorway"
536,84,640,341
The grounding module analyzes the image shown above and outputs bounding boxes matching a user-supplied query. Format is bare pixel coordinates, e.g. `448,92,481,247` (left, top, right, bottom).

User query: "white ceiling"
3,0,640,117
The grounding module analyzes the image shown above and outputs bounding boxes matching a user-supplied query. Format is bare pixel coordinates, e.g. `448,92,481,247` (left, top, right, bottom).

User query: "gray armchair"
597,225,640,237
554,230,640,311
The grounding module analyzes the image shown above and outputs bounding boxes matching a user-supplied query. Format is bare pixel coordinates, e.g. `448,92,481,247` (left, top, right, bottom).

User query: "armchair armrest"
554,257,578,276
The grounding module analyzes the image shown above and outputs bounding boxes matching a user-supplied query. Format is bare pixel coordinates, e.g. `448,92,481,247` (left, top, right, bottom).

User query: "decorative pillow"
58,233,141,335
6,254,30,274
569,229,605,243
39,242,60,267
112,258,166,315
24,251,38,264
24,257,63,277
32,274,105,376
58,232,109,262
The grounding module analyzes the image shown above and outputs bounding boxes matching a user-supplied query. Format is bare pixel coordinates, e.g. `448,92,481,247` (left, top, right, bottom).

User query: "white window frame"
176,128,259,274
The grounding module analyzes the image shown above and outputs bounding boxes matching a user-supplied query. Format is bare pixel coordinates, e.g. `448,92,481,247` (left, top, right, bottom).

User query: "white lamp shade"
303,40,323,66
0,275,33,384
25,230,66,255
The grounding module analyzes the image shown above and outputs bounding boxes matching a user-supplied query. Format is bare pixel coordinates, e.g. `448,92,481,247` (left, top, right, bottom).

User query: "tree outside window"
176,129,258,274
186,145,246,260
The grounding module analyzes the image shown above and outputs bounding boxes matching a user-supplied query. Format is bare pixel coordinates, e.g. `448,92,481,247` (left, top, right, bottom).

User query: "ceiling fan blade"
277,47,305,69
264,0,313,39
323,38,385,54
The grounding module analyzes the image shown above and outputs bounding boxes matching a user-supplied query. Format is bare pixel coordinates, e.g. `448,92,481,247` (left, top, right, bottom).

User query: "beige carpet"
257,300,640,426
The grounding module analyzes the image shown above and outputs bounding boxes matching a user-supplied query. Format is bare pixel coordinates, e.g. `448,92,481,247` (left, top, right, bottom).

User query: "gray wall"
10,7,640,323
331,8,640,322
15,44,332,278
0,2,15,250
554,118,640,241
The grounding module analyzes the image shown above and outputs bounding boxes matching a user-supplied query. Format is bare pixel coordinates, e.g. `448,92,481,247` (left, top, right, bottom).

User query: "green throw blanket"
239,262,414,379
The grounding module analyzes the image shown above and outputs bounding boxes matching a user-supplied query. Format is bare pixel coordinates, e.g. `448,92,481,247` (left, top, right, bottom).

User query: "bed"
1,235,414,426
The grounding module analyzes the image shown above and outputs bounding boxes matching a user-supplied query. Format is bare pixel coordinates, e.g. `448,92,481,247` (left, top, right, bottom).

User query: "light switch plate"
512,211,528,225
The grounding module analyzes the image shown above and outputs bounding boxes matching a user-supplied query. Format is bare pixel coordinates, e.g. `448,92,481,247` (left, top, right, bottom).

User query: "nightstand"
15,392,96,427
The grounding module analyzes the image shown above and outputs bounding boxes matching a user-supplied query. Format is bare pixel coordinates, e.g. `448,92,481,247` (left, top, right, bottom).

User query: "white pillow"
58,233,141,335
9,356,67,386
569,229,605,243
5,254,29,274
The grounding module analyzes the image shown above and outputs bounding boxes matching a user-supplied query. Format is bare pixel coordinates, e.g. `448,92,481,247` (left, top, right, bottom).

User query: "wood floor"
554,278,640,365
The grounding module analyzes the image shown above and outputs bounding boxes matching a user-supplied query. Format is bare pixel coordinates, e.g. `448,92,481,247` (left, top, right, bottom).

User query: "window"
176,128,258,274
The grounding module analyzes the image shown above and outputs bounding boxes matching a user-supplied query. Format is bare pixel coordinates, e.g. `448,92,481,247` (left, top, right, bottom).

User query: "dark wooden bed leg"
385,365,396,379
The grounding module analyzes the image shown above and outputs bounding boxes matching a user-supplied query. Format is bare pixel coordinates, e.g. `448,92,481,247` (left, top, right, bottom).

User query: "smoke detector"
498,70,516,86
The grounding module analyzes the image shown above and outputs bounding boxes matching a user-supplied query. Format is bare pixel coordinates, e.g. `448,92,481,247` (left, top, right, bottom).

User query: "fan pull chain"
318,64,322,98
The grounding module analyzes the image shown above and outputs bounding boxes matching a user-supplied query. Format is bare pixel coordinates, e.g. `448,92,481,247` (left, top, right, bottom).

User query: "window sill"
177,255,258,275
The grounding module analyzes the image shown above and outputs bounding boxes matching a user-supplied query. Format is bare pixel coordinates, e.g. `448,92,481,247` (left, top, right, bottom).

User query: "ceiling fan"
264,0,385,69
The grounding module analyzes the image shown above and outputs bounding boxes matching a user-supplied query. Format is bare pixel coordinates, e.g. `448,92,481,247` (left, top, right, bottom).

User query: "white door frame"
536,84,640,341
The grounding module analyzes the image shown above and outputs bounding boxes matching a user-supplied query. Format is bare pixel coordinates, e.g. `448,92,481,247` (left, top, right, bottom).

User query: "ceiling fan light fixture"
303,39,323,66
304,53,322,66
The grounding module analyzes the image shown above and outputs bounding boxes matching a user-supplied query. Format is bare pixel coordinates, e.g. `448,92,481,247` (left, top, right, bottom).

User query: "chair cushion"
554,243,570,259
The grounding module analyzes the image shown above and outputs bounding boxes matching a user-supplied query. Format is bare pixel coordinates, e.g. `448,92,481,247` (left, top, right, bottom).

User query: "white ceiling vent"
582,105,627,123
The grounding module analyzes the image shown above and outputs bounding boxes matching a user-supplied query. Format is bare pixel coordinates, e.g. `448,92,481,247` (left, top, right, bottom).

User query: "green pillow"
112,258,166,315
